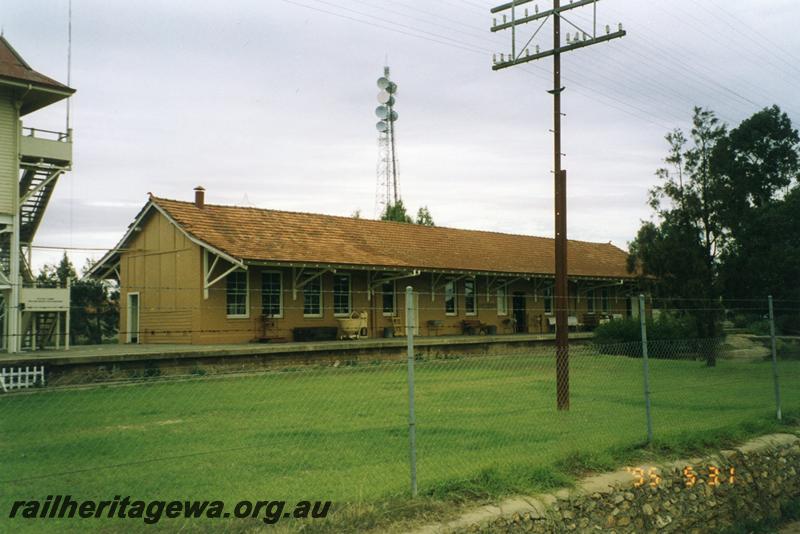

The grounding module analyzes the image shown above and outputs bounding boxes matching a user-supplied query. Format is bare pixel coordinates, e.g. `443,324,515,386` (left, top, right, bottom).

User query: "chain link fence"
1,293,798,531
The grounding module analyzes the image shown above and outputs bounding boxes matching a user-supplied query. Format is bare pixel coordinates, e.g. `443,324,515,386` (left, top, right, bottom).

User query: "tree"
714,106,800,304
629,108,728,364
350,209,362,219
415,206,435,226
713,105,800,232
381,199,413,223
719,187,800,304
36,252,76,287
630,105,800,360
35,253,119,345
381,200,436,226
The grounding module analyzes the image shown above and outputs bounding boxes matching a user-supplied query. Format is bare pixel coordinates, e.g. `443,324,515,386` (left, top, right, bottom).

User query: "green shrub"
732,313,755,329
591,317,641,346
592,313,712,359
777,313,800,335
593,313,699,345
775,338,800,360
745,319,772,336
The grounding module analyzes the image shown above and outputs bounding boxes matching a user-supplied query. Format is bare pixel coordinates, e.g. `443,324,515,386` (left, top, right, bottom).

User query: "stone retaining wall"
416,433,800,533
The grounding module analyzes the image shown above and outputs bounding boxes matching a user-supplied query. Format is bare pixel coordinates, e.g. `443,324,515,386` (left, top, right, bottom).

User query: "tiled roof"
0,36,73,92
151,196,635,279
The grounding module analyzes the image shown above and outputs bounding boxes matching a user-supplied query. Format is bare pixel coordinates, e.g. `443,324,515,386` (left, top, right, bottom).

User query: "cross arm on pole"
491,0,597,28
492,30,625,70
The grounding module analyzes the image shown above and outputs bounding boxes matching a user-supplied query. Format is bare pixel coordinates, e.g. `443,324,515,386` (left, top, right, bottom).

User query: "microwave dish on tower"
375,105,389,120
374,65,400,217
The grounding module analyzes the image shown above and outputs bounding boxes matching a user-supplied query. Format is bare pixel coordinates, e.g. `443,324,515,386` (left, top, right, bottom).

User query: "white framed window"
226,270,249,318
496,285,508,316
261,271,282,318
333,274,351,317
303,277,322,317
381,281,396,316
444,280,457,316
543,287,553,314
587,289,595,313
464,278,477,316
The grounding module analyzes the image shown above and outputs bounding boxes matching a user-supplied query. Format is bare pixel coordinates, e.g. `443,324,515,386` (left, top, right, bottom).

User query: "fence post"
768,295,782,421
639,294,653,444
405,286,418,497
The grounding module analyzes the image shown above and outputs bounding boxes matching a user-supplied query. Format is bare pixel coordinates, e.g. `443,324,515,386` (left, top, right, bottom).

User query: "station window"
445,280,457,315
261,272,282,317
465,279,477,316
333,274,351,316
226,270,248,317
382,281,395,316
497,285,508,316
544,287,553,314
303,277,322,317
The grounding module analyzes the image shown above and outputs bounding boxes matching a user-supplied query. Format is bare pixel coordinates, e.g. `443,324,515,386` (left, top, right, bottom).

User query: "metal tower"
374,67,399,217
0,36,75,353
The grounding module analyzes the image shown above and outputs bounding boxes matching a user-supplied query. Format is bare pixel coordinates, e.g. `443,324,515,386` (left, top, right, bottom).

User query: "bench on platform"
461,319,487,335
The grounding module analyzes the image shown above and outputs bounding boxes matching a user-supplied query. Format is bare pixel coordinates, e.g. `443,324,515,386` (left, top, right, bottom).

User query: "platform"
0,332,594,385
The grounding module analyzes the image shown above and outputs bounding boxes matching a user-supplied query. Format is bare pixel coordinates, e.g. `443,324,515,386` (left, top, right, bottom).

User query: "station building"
89,187,640,344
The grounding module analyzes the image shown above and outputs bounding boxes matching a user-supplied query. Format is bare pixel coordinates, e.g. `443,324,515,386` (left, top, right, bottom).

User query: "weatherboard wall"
0,88,18,215
119,209,200,344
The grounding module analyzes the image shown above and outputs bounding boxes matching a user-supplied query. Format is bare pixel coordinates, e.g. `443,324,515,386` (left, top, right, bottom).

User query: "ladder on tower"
18,164,66,245
20,311,61,351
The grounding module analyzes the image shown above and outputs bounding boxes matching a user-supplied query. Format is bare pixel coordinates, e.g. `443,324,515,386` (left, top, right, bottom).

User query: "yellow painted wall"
196,268,633,344
119,209,200,344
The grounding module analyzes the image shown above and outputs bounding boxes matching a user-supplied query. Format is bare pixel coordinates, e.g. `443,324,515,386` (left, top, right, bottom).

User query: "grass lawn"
2,347,798,531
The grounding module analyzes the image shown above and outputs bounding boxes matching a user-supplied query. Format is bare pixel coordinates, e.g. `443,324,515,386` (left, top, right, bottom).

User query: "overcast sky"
2,0,799,272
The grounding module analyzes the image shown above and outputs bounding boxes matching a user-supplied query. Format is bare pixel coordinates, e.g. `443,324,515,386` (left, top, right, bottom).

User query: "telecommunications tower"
374,67,399,216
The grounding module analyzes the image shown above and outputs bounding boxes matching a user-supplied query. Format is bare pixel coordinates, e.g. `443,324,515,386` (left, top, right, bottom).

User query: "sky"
1,0,799,273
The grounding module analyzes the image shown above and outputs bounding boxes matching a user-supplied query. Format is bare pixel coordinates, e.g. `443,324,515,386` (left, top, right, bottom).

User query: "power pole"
490,0,625,411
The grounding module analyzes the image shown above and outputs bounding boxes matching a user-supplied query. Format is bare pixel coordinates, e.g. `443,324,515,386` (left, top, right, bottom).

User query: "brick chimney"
194,186,205,208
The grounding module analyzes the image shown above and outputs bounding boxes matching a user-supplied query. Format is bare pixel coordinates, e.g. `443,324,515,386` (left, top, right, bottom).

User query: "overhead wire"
344,0,497,41
706,0,800,69
304,0,493,52
279,0,488,54
563,13,758,123
594,3,800,118
697,0,800,79
280,0,678,130
279,0,798,136
644,1,800,88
